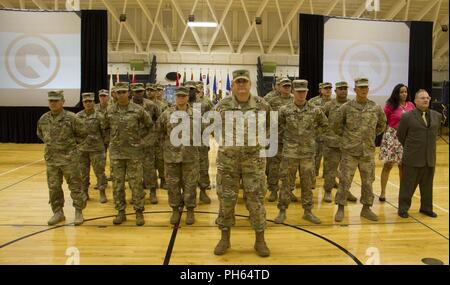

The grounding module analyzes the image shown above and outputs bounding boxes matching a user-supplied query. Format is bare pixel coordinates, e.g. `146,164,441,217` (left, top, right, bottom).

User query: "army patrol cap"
318,83,324,89
185,80,197,89
115,82,129,91
335,81,348,88
98,89,109,96
196,81,204,90
275,77,283,85
156,84,164,90
146,83,157,90
232,69,250,81
354,77,369,87
48,90,64,100
321,82,332,89
176,86,189,96
82,92,95,102
130,82,145,92
292,79,309,91
279,77,292,86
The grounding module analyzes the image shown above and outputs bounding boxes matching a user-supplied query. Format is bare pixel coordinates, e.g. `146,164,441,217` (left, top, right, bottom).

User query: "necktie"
422,112,428,127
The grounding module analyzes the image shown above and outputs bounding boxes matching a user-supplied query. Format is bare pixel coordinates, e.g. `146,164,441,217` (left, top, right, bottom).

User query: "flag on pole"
182,68,186,84
176,68,180,87
206,70,211,100
109,73,113,97
212,72,217,102
199,68,203,82
116,68,120,83
131,68,137,83
225,72,231,96
191,69,194,80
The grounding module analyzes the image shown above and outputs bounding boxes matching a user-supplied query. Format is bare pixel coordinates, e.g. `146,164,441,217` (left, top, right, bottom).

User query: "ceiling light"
187,21,217,28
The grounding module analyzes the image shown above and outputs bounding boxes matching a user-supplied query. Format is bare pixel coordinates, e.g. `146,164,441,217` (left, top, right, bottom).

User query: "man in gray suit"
397,89,442,218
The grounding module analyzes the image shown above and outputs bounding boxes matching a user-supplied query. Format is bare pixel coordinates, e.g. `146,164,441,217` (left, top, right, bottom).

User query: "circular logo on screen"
339,42,390,94
5,34,61,89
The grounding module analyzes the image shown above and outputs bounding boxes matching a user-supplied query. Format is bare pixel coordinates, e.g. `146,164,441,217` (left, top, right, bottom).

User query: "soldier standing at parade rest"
77,92,108,203
37,90,87,226
103,82,152,226
273,80,328,225
95,89,111,182
321,82,357,203
213,69,271,257
157,86,200,225
131,83,161,204
333,78,387,222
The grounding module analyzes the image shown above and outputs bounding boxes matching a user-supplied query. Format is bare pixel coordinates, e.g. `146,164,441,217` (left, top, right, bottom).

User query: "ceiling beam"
342,0,346,17
351,2,366,18
136,0,174,53
275,0,294,55
0,0,13,8
384,0,406,20
414,0,439,20
309,0,314,14
206,0,234,53
435,41,449,59
32,0,48,10
432,0,443,56
102,0,144,53
239,0,264,54
267,0,305,53
324,0,340,16
170,0,204,53
145,0,163,51
236,0,269,54
404,0,411,20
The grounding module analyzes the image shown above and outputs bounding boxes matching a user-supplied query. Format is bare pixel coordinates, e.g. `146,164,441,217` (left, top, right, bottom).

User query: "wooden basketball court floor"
0,139,448,265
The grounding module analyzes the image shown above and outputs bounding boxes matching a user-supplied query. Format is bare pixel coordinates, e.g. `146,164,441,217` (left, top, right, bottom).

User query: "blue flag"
226,73,231,95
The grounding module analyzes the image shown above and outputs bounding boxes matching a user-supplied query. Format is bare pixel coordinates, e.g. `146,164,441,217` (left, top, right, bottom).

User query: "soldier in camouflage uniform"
37,90,87,226
333,78,387,222
214,70,271,257
321,82,357,203
157,86,200,225
309,82,333,187
185,80,213,204
131,83,161,204
103,82,152,226
95,89,111,182
264,77,282,102
274,80,327,225
147,83,168,189
266,77,295,203
77,93,108,203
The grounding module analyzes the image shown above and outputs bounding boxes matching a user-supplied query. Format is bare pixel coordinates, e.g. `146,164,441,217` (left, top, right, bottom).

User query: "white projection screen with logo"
323,17,409,105
0,10,80,107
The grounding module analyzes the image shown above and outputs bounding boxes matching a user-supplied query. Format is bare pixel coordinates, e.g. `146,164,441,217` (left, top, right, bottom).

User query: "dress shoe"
419,210,437,218
398,211,409,218
378,197,386,202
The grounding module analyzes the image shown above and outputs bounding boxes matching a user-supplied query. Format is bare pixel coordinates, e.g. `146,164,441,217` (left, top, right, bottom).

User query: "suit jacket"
397,108,442,167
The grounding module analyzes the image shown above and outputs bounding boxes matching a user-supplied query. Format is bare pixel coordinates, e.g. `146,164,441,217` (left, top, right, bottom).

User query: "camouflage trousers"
314,140,323,176
79,151,107,192
143,146,158,190
155,144,165,182
323,146,341,192
216,151,267,232
198,146,211,190
111,158,145,211
278,156,314,210
335,153,375,206
165,161,199,209
46,159,87,213
266,145,283,192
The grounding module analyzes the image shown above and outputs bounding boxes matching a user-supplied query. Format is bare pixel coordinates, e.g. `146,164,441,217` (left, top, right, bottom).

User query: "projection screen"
323,17,410,105
0,10,81,107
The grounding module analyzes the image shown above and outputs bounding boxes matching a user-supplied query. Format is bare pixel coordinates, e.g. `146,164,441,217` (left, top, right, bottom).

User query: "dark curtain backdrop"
408,21,433,98
299,14,324,100
0,10,107,143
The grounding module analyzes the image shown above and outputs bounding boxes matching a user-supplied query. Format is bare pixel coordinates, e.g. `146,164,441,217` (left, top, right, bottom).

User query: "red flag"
131,68,137,83
116,68,120,83
176,70,180,87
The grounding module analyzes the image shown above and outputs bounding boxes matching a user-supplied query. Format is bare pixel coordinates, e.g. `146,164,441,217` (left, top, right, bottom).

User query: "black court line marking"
193,211,363,265
352,180,449,241
163,207,186,265
0,170,46,192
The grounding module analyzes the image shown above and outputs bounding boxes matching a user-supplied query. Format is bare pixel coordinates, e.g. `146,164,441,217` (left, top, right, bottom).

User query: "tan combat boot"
267,191,278,202
170,208,181,225
136,210,145,226
335,205,345,222
199,189,211,204
99,189,107,203
274,209,286,224
47,209,65,226
360,205,378,221
185,208,195,225
323,191,332,203
303,209,321,224
74,209,84,226
254,231,270,257
113,210,126,225
150,188,158,204
214,228,231,255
